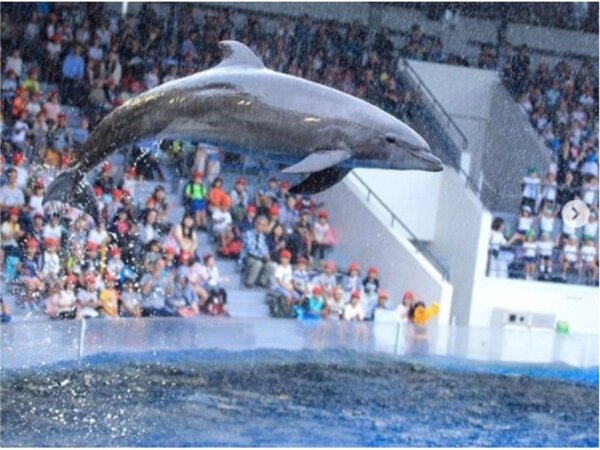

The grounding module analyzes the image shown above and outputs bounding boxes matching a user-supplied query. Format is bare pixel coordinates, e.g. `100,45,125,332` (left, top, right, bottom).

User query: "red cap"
368,266,378,275
51,33,61,43
403,290,415,301
26,238,39,249
312,285,323,295
247,205,257,213
146,197,156,207
64,274,77,285
324,260,336,270
164,246,177,255
84,274,96,284
101,162,112,173
60,154,72,168
104,272,117,282
269,205,279,215
8,207,19,217
280,249,292,260
378,290,389,300
317,210,328,219
348,262,360,272
109,246,121,257
235,177,246,185
44,237,58,248
12,153,24,165
193,171,203,179
33,212,44,220
179,251,193,263
111,189,123,200
350,290,361,299
297,256,308,265
86,242,99,251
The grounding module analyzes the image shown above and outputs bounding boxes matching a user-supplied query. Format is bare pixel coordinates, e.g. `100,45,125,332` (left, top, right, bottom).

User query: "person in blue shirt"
61,44,85,105
240,215,271,288
298,285,325,320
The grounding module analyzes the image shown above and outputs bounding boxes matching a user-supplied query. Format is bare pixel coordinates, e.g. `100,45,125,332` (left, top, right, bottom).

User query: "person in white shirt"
515,206,535,238
212,199,233,237
28,182,45,218
538,171,558,209
271,250,294,304
560,236,580,279
41,238,61,281
538,205,557,236
43,213,64,243
521,166,541,213
579,238,598,283
87,219,110,248
397,290,415,323
0,169,25,211
521,232,537,280
343,291,364,321
537,232,555,275
325,287,346,320
489,217,518,278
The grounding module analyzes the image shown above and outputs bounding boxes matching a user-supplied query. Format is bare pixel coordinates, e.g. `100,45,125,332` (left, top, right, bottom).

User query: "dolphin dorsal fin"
217,41,265,69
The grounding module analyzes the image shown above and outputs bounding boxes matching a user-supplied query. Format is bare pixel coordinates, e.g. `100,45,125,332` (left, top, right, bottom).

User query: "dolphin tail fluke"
43,170,101,223
289,167,350,195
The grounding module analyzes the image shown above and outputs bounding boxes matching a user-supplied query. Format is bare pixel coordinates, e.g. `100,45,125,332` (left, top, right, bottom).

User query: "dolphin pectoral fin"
217,41,265,69
43,170,101,224
289,167,351,195
282,149,352,174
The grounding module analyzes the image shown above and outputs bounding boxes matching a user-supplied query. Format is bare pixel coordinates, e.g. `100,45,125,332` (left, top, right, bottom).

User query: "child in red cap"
312,210,335,261
99,273,120,318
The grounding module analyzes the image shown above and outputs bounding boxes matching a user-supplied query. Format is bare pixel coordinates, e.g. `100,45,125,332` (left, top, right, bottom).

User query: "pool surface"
1,349,598,447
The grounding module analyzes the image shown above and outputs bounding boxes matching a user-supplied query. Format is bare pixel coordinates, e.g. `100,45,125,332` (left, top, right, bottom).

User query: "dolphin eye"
385,135,397,144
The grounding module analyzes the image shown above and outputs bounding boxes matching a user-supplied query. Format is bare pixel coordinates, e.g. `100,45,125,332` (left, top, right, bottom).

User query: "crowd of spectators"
1,2,595,318
488,46,599,285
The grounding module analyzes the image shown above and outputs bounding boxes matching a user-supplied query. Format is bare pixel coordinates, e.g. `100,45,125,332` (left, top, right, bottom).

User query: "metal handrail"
400,59,470,151
349,171,451,281
410,103,483,197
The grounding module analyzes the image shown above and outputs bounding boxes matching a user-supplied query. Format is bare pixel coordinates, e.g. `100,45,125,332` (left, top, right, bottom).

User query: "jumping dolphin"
44,41,442,222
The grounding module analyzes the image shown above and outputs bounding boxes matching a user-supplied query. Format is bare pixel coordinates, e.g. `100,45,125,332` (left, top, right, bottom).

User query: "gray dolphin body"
44,41,442,222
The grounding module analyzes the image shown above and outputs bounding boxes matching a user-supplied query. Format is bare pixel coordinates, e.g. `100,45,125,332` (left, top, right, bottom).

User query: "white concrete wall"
470,277,599,336
313,175,453,325
351,168,442,242
432,169,491,327
404,59,551,211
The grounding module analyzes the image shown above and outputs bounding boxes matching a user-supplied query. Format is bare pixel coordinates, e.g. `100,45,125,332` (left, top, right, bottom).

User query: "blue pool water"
1,349,598,447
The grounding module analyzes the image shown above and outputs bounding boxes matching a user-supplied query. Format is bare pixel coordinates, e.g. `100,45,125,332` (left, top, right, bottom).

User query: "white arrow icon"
561,200,590,229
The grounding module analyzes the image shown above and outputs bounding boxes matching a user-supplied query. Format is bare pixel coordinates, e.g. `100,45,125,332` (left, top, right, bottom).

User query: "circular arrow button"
561,199,590,229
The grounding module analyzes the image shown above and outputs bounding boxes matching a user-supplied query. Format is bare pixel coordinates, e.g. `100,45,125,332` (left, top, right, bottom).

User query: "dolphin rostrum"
44,41,442,222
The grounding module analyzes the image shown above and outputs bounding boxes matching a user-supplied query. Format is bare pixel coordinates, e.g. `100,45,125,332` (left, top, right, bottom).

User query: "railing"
349,171,451,281
395,60,489,202
399,59,469,152
1,317,598,376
